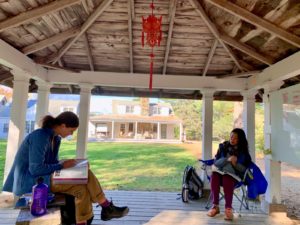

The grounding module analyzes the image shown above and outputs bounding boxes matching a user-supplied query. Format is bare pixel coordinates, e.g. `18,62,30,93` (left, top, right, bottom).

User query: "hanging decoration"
142,0,162,91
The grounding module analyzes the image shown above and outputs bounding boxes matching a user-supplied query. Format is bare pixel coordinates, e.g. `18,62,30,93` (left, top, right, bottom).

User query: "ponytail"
41,111,79,129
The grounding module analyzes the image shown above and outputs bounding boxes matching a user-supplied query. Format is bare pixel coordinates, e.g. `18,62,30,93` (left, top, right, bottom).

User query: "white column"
134,121,138,139
111,121,114,139
241,90,256,161
76,83,93,158
35,82,51,129
201,89,215,160
157,122,161,140
3,74,29,182
179,123,183,142
262,82,284,211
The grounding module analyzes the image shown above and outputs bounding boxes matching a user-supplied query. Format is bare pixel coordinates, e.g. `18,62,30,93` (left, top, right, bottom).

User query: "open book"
52,159,88,184
211,164,241,182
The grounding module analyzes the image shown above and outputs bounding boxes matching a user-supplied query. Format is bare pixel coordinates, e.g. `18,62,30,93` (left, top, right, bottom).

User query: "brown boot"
207,205,220,217
224,208,233,220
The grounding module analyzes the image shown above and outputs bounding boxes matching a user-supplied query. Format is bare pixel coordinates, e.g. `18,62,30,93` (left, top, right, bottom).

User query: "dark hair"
231,128,249,154
41,111,79,129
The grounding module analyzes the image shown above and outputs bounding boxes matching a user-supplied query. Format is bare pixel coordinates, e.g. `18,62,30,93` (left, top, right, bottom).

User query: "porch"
0,190,297,225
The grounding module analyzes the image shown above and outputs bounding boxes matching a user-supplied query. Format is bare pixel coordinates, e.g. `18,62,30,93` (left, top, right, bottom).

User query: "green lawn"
0,140,197,192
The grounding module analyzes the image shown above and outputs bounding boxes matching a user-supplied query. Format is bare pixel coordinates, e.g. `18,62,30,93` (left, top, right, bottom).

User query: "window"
151,106,161,115
3,123,8,133
125,105,134,113
96,123,108,132
26,121,35,133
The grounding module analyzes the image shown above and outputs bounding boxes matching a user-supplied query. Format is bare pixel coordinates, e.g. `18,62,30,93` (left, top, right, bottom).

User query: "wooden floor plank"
0,191,298,225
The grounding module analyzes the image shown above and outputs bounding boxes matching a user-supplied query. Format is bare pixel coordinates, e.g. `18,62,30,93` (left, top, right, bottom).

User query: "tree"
164,99,202,140
213,101,234,142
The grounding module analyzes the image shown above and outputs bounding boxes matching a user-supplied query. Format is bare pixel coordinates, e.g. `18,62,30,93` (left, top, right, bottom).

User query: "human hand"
227,156,237,166
61,159,77,169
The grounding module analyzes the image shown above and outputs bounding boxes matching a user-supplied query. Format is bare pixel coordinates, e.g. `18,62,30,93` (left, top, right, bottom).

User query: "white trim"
48,71,247,91
247,51,300,90
0,40,47,81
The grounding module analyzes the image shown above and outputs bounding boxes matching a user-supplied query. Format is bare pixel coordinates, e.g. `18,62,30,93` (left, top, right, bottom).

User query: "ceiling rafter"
202,38,218,76
188,0,246,71
82,32,94,71
0,0,81,32
50,0,114,64
128,0,134,73
22,27,80,55
220,34,274,65
206,0,300,48
162,0,177,75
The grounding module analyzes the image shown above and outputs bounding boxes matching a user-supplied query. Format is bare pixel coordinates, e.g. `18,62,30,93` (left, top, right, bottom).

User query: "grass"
0,140,7,190
0,140,197,192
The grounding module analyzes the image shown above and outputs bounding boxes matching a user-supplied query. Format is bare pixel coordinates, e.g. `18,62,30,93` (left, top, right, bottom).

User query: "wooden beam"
0,39,47,81
36,62,79,73
248,51,300,89
206,0,300,48
51,0,114,64
217,70,261,79
220,34,275,65
188,0,245,71
58,59,64,67
202,39,218,76
47,70,248,91
22,27,80,55
82,33,94,71
128,0,134,73
0,0,81,32
163,0,177,75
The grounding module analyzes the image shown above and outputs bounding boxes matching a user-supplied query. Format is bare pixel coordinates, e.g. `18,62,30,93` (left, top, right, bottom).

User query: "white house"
0,99,36,139
89,99,183,141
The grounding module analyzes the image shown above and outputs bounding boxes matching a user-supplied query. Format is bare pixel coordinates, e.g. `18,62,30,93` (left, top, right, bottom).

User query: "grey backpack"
181,165,204,203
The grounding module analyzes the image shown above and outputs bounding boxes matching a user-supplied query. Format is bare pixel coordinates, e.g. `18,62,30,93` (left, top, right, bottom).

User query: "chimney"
140,98,149,116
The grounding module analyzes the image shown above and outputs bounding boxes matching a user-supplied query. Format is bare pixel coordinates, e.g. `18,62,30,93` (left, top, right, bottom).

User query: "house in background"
0,96,183,142
0,99,36,139
0,94,80,139
89,98,183,142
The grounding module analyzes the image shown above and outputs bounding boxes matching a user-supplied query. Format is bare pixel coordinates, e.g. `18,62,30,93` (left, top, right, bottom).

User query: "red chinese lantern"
142,0,162,91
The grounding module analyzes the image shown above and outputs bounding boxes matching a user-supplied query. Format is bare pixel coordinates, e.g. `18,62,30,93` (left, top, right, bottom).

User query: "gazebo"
0,0,300,216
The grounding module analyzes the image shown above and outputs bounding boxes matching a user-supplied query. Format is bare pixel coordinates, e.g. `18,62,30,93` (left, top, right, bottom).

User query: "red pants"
210,172,236,208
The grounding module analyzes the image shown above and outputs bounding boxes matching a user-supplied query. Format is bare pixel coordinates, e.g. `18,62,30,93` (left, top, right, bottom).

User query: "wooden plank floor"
1,190,299,225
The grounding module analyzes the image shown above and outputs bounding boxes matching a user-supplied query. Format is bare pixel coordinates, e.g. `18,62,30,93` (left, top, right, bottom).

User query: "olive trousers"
51,169,106,222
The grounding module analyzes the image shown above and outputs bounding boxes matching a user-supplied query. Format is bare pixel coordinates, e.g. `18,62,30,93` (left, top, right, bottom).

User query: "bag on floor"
181,165,204,203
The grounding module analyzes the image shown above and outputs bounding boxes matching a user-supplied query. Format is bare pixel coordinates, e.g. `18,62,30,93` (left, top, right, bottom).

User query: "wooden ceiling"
0,0,299,101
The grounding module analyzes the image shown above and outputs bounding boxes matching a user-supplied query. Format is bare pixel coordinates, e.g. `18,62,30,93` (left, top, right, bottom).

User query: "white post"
179,122,183,142
35,82,51,129
201,88,215,160
76,83,93,158
262,81,284,213
134,121,138,139
3,74,29,182
157,122,161,140
241,90,257,161
111,121,114,139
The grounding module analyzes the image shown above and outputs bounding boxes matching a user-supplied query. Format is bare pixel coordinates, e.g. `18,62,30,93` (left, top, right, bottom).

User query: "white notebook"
53,159,88,184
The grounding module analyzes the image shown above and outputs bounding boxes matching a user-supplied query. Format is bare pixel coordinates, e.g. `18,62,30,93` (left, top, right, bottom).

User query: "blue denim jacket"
2,128,63,196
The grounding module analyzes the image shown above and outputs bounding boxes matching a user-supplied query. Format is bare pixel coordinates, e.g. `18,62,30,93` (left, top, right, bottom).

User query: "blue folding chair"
199,159,251,215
